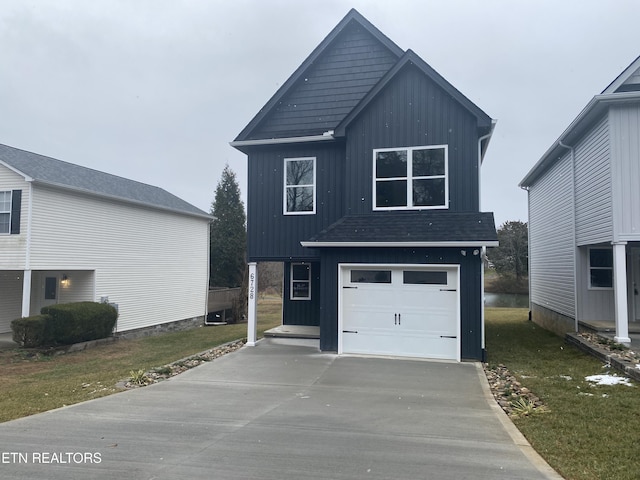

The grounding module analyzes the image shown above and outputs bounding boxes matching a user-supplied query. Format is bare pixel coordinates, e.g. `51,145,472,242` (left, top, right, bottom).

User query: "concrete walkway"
0,338,561,479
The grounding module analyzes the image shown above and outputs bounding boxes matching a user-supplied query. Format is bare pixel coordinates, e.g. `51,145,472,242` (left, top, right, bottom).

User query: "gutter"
301,240,499,248
520,91,640,187
230,131,336,149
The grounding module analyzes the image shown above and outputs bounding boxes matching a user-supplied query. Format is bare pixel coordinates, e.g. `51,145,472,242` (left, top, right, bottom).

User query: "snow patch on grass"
585,374,633,386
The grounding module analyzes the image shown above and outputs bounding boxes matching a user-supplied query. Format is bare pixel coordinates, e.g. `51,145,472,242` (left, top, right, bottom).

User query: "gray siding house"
520,56,640,344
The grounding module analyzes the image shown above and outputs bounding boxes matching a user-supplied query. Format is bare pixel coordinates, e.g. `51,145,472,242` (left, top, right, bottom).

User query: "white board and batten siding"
610,104,640,241
28,185,210,332
0,164,29,269
528,151,576,319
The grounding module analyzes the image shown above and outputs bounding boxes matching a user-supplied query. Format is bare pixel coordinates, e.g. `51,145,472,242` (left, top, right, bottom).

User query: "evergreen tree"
209,165,246,288
489,220,528,280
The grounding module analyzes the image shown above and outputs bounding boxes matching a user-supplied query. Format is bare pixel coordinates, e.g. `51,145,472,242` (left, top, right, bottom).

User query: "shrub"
11,315,55,348
41,302,118,345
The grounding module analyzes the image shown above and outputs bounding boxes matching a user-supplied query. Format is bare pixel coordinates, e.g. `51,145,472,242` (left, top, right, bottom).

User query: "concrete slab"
0,338,561,479
264,325,320,339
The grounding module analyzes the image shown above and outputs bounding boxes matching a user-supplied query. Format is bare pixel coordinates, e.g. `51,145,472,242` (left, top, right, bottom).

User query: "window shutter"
10,190,21,234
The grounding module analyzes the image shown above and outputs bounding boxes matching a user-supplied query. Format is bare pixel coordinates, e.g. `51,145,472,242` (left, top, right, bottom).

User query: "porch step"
264,325,320,339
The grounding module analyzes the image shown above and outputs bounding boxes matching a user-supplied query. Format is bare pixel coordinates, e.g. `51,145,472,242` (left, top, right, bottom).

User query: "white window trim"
0,190,11,235
588,246,614,290
290,263,312,301
283,157,316,215
372,145,448,211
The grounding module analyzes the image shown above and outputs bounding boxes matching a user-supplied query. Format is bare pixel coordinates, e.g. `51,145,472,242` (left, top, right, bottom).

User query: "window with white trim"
284,157,315,214
589,247,613,289
0,191,11,234
290,263,311,300
374,145,448,210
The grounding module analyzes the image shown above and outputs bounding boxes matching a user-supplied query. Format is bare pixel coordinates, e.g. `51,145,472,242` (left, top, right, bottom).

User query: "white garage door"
340,265,459,360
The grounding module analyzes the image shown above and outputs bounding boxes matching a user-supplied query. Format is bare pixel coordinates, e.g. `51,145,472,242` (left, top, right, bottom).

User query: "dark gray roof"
0,143,210,219
302,212,498,246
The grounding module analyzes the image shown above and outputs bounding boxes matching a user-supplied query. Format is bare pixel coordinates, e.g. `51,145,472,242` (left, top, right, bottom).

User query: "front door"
31,273,59,314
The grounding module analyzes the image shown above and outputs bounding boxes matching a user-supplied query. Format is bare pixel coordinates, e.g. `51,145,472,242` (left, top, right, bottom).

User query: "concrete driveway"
0,338,561,479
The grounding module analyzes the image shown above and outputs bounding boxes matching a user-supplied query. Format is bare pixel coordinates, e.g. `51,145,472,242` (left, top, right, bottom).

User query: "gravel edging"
118,339,246,389
566,332,640,383
483,363,547,417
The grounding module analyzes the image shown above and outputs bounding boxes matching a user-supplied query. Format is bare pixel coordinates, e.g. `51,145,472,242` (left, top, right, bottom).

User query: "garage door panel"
341,265,459,361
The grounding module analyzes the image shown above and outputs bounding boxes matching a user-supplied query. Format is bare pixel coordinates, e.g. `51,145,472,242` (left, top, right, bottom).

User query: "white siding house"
520,55,640,344
0,144,211,335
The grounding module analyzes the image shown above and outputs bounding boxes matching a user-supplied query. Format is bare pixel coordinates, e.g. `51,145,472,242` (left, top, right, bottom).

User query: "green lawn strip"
0,296,282,423
485,308,640,480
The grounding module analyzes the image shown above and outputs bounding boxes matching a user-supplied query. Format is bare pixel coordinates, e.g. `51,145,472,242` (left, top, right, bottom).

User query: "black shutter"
10,190,21,234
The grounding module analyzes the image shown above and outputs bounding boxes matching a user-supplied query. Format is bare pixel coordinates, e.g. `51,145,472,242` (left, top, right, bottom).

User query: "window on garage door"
403,270,448,285
350,270,391,283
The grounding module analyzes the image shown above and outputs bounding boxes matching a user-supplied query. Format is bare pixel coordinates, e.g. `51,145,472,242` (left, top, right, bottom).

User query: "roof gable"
234,9,404,142
335,50,493,137
0,143,210,218
602,55,640,93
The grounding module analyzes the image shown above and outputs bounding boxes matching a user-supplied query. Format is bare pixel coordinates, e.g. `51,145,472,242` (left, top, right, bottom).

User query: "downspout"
478,120,496,360
519,183,531,320
558,140,580,333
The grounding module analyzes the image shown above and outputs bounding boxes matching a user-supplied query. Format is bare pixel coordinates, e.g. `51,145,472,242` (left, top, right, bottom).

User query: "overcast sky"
1,0,639,226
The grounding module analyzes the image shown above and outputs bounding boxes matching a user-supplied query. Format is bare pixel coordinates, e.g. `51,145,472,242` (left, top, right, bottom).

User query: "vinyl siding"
0,165,29,269
575,246,615,321
344,64,480,214
528,152,576,319
246,143,345,260
28,185,209,332
0,271,23,333
574,115,613,245
610,104,640,240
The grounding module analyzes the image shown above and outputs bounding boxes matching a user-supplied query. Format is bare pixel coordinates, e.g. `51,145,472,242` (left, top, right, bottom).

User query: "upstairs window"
589,247,613,289
374,145,448,210
0,190,21,235
0,191,11,234
284,157,316,214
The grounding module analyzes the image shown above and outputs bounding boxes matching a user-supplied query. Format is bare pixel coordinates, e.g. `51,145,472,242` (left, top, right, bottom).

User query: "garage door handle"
343,286,358,289
440,289,457,292
343,330,358,334
440,335,457,339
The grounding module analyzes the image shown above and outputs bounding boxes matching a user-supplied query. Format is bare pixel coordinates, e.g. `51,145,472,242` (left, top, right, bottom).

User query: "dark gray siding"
317,247,484,361
251,23,399,139
282,261,321,326
344,64,480,214
246,142,345,261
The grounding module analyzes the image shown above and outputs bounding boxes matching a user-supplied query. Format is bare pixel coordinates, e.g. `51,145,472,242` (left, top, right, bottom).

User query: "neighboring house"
231,9,497,361
0,144,211,335
520,55,640,344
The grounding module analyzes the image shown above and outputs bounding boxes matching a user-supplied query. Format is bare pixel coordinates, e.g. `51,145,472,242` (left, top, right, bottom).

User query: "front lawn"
0,295,282,423
485,308,640,480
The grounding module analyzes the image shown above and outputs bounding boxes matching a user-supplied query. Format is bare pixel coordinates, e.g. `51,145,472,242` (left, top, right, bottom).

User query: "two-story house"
520,55,640,345
0,144,211,336
232,9,497,361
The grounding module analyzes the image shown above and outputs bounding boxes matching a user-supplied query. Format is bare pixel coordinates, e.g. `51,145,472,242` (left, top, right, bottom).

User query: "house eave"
300,240,499,248
520,91,640,187
230,133,336,152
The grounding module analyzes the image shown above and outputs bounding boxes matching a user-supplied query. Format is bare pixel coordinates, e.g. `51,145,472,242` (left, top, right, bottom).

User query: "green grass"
0,295,282,423
486,308,640,480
